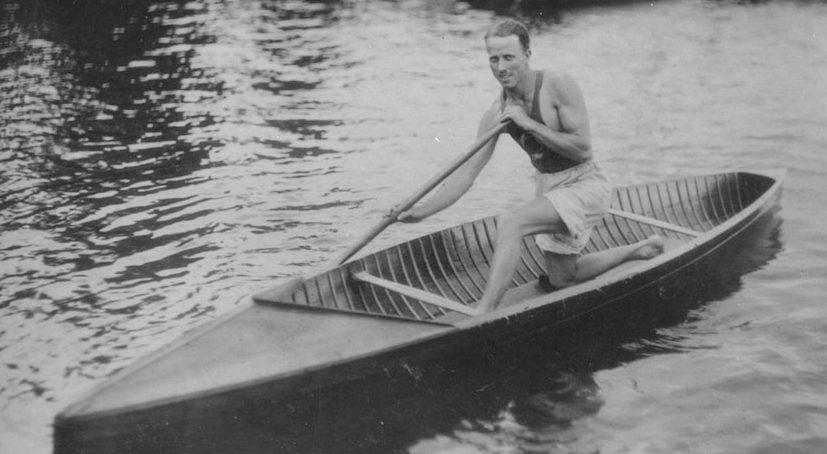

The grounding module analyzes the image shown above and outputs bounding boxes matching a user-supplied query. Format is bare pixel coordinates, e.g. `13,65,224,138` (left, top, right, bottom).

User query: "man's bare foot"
633,234,665,260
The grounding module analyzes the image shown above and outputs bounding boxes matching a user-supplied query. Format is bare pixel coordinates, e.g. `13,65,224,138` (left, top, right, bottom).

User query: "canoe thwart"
351,271,480,317
607,208,702,237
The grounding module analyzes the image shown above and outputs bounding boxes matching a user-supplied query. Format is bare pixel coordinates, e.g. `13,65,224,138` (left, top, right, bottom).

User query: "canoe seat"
607,209,701,237
351,271,480,317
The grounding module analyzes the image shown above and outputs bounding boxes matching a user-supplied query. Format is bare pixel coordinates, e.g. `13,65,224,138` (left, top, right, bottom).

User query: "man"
399,19,663,313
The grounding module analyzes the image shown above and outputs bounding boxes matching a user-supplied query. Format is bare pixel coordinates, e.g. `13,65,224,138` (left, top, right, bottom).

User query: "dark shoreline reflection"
2,0,221,224
0,0,346,279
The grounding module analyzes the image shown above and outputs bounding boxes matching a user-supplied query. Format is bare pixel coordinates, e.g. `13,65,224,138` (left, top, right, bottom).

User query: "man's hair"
484,19,530,51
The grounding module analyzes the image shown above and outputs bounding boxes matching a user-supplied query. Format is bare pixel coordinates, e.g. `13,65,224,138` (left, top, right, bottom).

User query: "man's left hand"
501,105,533,129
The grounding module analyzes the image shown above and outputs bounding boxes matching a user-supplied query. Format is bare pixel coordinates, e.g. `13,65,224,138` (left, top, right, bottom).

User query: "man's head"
485,19,532,89
484,19,530,52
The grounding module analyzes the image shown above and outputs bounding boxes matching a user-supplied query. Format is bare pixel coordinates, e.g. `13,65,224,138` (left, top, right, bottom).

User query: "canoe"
54,168,785,454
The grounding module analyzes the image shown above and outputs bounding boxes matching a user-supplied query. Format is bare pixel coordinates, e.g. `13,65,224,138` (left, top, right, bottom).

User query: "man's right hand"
396,207,423,223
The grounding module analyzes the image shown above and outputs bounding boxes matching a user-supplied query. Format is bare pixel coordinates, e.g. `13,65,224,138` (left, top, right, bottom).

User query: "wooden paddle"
326,121,508,268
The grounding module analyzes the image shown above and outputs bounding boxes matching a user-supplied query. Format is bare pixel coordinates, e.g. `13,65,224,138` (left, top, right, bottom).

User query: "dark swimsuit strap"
503,70,580,174
501,70,544,120
528,70,544,122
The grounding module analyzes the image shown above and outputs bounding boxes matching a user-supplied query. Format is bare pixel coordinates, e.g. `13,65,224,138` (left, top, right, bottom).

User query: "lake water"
2,0,826,453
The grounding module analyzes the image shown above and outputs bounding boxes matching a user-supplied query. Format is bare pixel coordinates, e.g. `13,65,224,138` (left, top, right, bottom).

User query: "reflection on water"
2,2,368,451
0,0,818,452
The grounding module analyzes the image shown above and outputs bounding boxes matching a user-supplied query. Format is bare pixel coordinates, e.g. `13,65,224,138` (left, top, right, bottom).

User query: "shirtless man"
399,19,663,313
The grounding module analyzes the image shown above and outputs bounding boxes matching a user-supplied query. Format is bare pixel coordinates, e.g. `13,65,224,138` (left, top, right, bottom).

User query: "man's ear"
526,48,532,59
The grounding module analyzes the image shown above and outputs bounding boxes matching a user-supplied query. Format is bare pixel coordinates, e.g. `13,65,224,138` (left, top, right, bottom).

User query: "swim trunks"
534,160,611,255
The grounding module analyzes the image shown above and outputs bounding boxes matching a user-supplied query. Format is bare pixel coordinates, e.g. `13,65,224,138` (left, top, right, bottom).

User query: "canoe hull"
54,169,785,454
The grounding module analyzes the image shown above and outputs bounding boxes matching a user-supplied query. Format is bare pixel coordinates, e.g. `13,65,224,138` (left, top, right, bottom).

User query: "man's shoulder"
540,70,578,88
540,70,582,102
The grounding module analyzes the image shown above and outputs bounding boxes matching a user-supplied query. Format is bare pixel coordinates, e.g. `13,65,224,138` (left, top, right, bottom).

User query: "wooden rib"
414,237,450,300
703,176,723,224
720,173,737,216
624,185,657,241
592,218,615,249
372,254,404,317
393,244,435,320
610,187,641,244
406,241,448,317
732,173,744,213
358,262,385,315
718,174,735,217
426,234,473,303
602,190,626,247
521,237,546,275
607,191,640,244
642,184,663,224
470,220,493,268
462,222,491,288
397,244,439,319
381,249,418,318
667,179,694,232
690,177,715,230
431,233,474,301
335,268,357,311
604,210,629,245
312,276,326,307
630,185,648,218
616,212,645,244
678,178,705,230
323,272,341,309
649,182,670,226
352,271,478,316
608,208,701,237
516,240,541,280
620,184,656,237
300,281,312,305
710,174,727,220
666,180,690,234
444,228,485,296
655,181,680,228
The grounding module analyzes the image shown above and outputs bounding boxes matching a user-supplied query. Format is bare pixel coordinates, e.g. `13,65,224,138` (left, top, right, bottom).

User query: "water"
1,0,826,452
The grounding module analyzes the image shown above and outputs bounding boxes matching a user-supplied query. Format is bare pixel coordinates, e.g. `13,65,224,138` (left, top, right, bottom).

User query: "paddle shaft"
328,122,507,268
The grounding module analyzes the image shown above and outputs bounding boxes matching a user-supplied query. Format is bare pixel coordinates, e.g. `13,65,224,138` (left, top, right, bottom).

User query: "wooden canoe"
54,168,785,454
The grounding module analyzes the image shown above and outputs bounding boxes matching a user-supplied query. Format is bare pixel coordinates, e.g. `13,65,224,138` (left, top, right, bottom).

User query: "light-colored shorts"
534,160,612,255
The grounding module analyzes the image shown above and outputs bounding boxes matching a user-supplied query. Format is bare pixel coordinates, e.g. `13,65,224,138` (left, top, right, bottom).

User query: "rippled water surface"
2,0,826,453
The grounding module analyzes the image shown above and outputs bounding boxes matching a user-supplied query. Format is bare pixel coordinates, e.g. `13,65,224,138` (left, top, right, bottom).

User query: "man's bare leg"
545,235,665,288
475,197,568,313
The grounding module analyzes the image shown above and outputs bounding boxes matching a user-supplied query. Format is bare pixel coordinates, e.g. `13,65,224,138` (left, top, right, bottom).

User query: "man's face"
486,35,530,89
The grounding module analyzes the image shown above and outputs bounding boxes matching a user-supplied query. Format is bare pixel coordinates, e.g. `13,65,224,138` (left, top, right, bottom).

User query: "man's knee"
546,272,577,289
495,211,524,239
545,255,578,288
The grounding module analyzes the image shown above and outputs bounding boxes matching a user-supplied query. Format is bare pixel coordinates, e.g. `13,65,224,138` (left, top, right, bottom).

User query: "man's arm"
502,72,592,162
398,108,501,222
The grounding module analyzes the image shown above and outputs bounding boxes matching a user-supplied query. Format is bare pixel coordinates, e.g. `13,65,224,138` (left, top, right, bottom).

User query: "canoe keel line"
54,169,785,454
